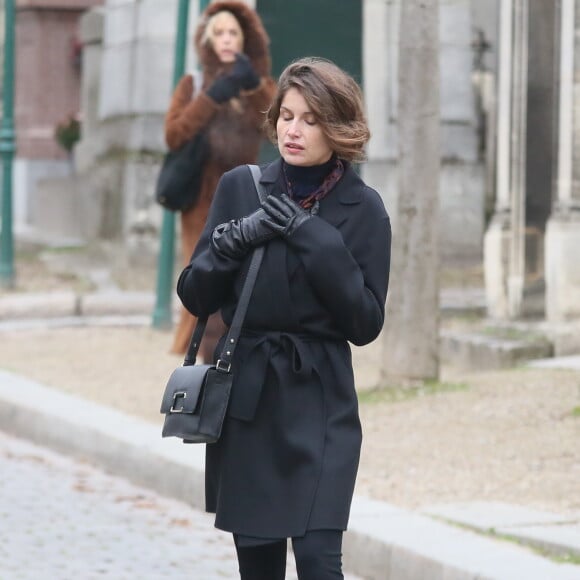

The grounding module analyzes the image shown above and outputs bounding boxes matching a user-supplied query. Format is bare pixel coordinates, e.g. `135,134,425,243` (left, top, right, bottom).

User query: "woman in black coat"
177,57,391,580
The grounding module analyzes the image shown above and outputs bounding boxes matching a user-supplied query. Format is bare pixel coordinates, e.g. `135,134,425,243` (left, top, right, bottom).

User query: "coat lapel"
259,158,285,199
317,164,364,230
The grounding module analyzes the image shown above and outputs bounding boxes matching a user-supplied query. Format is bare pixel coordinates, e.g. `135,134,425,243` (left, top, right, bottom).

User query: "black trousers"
233,530,344,580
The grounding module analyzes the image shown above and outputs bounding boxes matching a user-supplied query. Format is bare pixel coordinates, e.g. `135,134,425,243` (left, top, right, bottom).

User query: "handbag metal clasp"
170,391,187,413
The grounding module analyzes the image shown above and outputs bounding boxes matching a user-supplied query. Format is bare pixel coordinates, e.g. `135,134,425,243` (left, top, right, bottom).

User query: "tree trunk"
381,0,441,382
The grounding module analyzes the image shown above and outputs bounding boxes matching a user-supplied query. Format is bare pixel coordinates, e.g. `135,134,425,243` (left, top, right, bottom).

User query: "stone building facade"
18,0,580,324
68,0,488,264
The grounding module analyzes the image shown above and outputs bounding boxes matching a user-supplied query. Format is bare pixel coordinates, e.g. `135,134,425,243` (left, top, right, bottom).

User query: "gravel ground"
0,324,578,517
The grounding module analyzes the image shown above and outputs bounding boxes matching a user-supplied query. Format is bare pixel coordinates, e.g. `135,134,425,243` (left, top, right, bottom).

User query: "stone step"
440,329,553,371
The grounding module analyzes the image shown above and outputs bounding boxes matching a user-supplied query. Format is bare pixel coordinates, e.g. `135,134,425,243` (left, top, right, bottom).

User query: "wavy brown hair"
265,57,370,163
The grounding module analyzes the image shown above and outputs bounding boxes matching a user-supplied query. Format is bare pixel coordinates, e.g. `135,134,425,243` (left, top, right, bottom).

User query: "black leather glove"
211,207,277,259
261,194,316,238
230,53,260,90
206,76,240,104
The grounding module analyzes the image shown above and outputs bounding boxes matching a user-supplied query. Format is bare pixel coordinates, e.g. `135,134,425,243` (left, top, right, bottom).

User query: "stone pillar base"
484,213,510,318
545,212,580,322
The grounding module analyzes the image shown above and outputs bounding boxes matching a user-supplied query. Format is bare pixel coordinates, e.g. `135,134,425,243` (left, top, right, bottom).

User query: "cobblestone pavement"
0,432,361,580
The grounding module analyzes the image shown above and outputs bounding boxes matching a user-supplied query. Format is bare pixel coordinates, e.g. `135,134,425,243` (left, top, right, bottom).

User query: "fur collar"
194,1,272,85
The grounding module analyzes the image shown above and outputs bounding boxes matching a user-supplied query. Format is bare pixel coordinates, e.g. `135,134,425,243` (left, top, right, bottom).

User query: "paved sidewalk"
0,432,239,580
1,367,579,579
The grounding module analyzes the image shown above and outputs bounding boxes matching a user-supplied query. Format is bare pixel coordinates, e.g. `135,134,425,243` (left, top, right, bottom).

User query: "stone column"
545,0,580,322
484,0,529,319
74,7,106,240
507,0,528,318
484,0,514,318
361,0,398,212
76,7,104,171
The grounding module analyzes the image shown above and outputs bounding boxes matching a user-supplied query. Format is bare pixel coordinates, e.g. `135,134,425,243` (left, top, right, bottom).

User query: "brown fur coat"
165,0,276,203
166,1,276,356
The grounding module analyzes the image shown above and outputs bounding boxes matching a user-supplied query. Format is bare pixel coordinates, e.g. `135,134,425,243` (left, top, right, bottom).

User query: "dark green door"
257,0,362,82
256,0,362,83
256,0,362,161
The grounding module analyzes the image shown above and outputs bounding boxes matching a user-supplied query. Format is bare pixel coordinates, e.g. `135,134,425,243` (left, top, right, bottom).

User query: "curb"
0,291,160,321
1,371,578,579
2,291,570,375
0,288,487,321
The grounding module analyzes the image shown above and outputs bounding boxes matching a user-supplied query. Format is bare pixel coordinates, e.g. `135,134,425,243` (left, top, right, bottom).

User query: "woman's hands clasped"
211,207,276,259
260,194,317,238
211,194,318,259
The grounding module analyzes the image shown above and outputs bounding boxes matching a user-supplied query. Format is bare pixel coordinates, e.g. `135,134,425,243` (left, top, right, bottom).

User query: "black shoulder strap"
184,165,266,367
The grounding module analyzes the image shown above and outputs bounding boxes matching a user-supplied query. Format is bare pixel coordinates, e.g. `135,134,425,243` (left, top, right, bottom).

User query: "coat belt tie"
227,330,318,422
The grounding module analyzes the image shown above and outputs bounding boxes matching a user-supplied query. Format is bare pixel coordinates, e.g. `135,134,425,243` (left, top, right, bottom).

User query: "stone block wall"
72,0,184,250
362,0,487,264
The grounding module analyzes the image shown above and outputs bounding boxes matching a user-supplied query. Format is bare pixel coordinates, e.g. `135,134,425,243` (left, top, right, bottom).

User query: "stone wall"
362,0,486,264
73,0,256,257
52,0,488,264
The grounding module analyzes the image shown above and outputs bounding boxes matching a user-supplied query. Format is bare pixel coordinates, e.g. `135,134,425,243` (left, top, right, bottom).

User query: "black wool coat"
177,158,391,541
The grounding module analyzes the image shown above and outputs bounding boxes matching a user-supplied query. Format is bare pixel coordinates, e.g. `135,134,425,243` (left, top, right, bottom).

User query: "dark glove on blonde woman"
230,53,260,90
206,54,259,103
206,75,240,104
261,194,317,239
211,207,277,259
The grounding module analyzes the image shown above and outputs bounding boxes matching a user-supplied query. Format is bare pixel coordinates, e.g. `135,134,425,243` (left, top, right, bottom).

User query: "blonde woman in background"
165,1,276,357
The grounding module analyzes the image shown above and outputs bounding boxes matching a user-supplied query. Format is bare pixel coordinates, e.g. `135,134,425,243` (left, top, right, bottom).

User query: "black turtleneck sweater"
283,156,336,200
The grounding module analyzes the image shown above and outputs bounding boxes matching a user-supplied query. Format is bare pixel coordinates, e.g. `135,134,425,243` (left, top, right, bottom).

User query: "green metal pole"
0,0,16,289
152,0,192,329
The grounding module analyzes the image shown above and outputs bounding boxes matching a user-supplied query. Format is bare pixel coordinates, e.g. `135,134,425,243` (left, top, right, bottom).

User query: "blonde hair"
201,10,244,48
265,57,370,163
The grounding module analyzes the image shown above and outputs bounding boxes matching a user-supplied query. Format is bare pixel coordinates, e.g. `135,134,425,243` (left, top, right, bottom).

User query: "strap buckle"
216,359,231,373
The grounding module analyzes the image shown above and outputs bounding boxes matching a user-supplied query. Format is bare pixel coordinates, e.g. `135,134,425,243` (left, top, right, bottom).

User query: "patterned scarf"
283,157,345,210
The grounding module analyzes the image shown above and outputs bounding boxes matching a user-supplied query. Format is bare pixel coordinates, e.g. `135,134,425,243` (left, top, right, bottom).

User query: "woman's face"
276,88,333,167
210,12,244,63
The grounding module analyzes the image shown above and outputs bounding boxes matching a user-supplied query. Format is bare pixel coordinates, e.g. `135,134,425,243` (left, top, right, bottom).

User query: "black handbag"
155,130,208,212
160,165,266,443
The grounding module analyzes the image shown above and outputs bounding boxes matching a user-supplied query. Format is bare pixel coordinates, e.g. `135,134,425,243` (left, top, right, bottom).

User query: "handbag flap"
160,364,213,414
